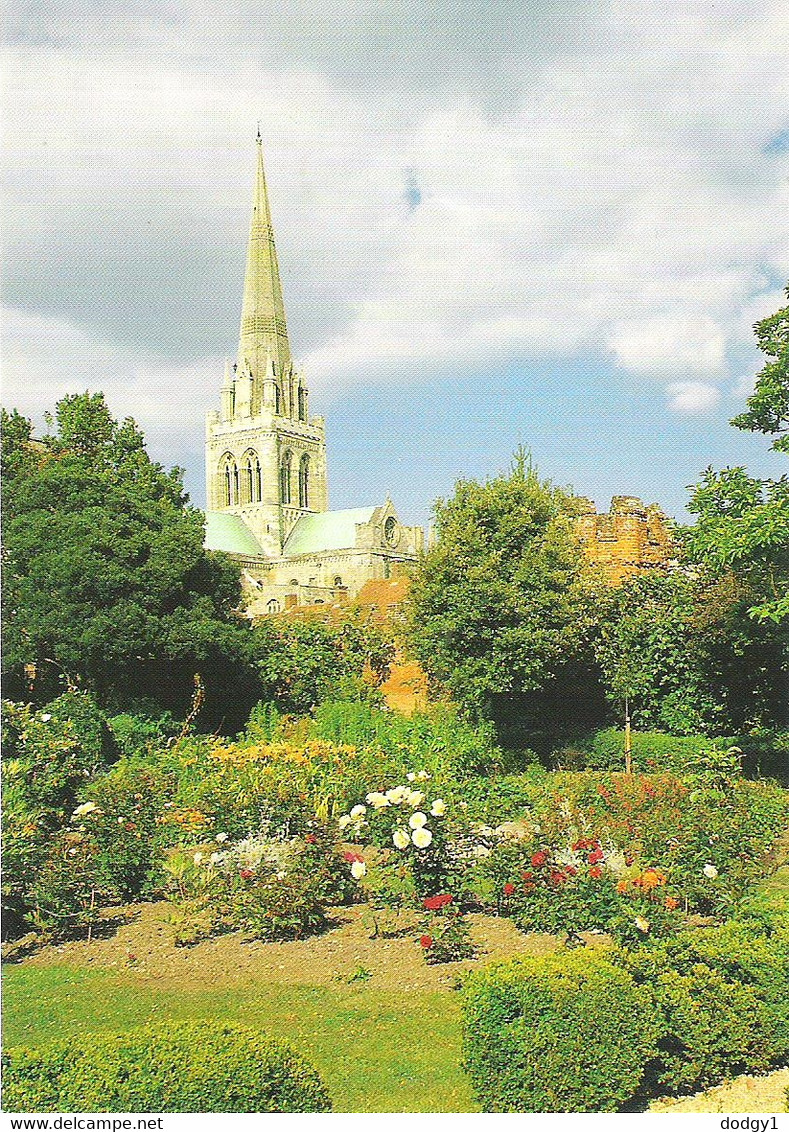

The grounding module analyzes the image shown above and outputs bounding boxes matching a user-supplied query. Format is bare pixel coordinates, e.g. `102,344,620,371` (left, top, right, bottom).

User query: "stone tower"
205,134,328,556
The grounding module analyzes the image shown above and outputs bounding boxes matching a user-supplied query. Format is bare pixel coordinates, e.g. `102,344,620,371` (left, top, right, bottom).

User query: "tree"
1,393,257,728
684,285,789,625
595,569,786,735
731,283,789,452
407,452,606,752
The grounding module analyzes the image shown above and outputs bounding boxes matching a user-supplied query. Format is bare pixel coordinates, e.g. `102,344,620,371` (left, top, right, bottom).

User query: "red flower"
644,784,656,798
588,849,604,864
521,871,534,883
565,865,578,877
531,851,548,868
239,869,254,880
589,866,603,880
304,833,317,844
571,839,587,851
343,850,364,863
550,870,567,886
503,883,516,896
423,893,453,911
420,935,433,949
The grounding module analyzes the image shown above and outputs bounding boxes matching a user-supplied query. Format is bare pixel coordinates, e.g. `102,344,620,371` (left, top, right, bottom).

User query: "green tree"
253,613,394,714
595,569,786,734
731,283,789,452
683,286,789,626
1,393,257,728
407,453,605,752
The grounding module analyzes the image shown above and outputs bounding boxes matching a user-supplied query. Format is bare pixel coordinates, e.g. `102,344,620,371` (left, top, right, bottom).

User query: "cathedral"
204,137,423,613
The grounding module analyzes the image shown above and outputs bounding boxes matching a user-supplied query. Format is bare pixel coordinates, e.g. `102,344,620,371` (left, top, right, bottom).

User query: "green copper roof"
283,507,376,557
204,511,265,557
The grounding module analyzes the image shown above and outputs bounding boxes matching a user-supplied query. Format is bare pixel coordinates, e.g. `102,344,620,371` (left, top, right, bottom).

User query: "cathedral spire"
237,133,292,388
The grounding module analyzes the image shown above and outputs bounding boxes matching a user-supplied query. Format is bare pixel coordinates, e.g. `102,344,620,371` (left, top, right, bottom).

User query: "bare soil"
650,1067,789,1114
18,901,587,992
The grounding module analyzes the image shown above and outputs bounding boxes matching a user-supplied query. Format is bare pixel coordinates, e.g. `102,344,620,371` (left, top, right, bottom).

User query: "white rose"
193,852,204,864
215,832,229,842
72,801,98,818
703,863,719,879
407,772,416,781
210,852,221,864
409,811,428,829
635,916,650,933
338,815,352,830
416,770,431,781
350,860,367,879
430,799,446,817
393,828,410,849
406,790,425,807
386,786,407,804
472,845,492,858
40,713,52,722
350,804,367,819
412,826,433,849
366,792,390,809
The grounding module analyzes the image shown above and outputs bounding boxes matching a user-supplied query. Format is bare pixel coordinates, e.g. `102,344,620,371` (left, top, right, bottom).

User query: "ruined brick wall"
575,495,673,584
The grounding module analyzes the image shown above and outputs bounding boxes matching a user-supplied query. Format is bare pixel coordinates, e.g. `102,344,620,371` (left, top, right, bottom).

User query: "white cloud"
2,0,788,426
666,381,721,414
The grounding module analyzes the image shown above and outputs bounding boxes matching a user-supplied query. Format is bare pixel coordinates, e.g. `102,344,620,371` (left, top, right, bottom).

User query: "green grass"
2,965,477,1113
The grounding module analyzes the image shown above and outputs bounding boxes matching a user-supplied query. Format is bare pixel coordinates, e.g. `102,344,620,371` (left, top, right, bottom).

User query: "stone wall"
575,495,673,584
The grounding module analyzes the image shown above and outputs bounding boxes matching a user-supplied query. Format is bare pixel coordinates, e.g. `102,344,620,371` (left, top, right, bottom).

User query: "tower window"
274,384,282,414
298,387,307,421
243,450,261,504
280,450,292,504
220,453,238,506
299,453,310,509
266,599,281,615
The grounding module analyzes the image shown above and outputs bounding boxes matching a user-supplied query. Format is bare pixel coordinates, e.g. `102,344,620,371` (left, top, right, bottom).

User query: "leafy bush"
162,823,352,945
2,1021,332,1112
106,711,178,758
614,922,789,1093
312,700,501,781
552,729,731,773
533,771,788,918
461,950,660,1112
419,894,476,963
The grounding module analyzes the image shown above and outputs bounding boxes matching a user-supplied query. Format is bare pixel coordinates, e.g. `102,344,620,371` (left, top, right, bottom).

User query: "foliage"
338,776,452,909
731,282,789,454
1,693,115,938
419,895,477,964
595,568,786,734
614,922,789,1094
1,393,256,728
408,452,606,750
162,824,352,945
461,950,660,1112
311,700,501,779
253,615,394,714
1,1020,332,1112
552,728,731,772
106,710,179,758
533,771,788,920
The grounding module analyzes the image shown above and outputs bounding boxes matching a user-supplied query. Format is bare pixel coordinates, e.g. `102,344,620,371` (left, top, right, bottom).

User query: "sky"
3,0,788,528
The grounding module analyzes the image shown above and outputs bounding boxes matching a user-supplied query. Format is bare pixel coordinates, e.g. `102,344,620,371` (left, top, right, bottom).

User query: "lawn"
1,964,478,1113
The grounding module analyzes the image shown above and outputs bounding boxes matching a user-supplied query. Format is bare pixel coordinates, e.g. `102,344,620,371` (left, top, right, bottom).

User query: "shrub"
552,729,729,773
614,922,789,1093
162,823,352,945
461,950,660,1112
1,1021,332,1112
106,711,178,758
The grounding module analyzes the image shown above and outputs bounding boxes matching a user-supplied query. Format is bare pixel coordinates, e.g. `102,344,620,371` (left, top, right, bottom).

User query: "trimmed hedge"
552,729,727,773
2,1021,332,1113
461,950,660,1112
613,922,789,1094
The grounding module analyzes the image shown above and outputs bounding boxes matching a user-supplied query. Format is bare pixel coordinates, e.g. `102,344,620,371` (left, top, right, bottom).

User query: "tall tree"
1,393,256,728
408,453,605,751
731,283,789,452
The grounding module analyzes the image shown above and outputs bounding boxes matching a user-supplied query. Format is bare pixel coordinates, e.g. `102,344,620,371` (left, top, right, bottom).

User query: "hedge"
551,729,727,773
2,1021,332,1113
461,949,660,1112
613,921,789,1094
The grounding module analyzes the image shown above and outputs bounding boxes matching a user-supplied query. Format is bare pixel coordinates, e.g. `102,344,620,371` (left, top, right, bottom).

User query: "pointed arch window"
274,383,282,414
243,450,261,504
220,453,238,507
298,453,310,509
298,387,307,422
280,450,292,504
